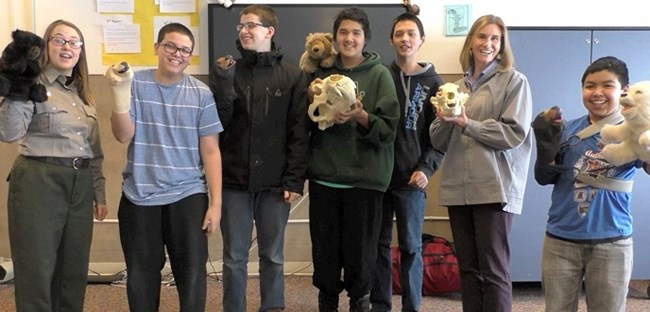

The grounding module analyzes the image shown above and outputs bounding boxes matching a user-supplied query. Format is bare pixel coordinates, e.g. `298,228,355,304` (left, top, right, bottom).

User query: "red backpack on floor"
392,234,461,296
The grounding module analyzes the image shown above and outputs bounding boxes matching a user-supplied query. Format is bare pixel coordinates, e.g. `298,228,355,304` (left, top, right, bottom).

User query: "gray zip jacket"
429,64,533,214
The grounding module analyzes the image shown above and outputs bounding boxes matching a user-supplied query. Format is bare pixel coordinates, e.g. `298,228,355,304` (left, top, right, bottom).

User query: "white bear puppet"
308,74,357,130
600,80,650,166
431,82,469,117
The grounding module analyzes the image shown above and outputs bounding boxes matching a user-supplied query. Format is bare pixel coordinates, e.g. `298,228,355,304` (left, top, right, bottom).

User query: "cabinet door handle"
586,38,591,44
593,38,600,44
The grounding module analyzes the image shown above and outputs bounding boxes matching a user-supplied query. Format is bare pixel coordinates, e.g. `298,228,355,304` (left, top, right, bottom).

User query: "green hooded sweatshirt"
307,51,399,192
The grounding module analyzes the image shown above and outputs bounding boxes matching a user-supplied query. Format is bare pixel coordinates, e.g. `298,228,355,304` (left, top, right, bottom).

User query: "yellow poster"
101,0,199,66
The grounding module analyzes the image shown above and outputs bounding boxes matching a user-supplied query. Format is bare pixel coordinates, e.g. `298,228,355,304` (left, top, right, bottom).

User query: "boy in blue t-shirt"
534,56,650,312
106,22,223,311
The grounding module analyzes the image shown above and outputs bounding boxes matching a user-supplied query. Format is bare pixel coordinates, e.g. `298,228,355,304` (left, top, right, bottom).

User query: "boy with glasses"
107,22,223,311
209,4,309,312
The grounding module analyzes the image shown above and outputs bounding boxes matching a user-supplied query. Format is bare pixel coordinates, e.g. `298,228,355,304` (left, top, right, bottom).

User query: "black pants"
118,193,208,312
308,181,383,299
448,203,513,312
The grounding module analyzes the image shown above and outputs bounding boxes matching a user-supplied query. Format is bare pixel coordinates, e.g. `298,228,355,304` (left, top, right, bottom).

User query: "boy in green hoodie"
306,7,399,312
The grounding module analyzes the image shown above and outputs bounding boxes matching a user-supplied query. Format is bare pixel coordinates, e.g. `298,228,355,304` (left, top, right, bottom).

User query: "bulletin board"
101,0,200,66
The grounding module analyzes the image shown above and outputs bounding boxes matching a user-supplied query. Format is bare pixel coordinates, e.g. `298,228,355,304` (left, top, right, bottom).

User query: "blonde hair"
41,20,94,106
459,14,514,73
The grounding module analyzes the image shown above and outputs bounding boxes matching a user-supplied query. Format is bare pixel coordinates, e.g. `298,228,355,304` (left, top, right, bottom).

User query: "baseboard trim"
1,260,314,284
86,261,314,281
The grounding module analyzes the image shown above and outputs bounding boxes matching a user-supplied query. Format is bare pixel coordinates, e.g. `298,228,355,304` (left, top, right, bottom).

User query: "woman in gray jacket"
429,14,532,312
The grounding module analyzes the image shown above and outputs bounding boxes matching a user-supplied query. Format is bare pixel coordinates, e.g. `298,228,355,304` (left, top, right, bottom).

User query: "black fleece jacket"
210,41,309,194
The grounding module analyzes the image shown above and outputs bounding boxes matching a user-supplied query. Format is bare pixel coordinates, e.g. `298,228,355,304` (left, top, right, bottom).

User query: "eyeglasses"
50,37,83,49
161,42,193,57
236,22,267,32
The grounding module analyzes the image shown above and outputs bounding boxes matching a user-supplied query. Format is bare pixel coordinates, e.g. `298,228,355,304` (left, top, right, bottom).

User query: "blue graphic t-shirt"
546,115,642,240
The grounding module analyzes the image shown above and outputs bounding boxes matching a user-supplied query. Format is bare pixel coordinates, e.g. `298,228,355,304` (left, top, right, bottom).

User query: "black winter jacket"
210,41,309,194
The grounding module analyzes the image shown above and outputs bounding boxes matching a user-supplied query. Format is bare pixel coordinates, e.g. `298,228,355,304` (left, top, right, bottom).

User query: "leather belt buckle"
73,157,82,170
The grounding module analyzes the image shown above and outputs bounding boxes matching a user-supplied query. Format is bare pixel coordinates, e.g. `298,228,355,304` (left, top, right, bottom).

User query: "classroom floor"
1,276,649,311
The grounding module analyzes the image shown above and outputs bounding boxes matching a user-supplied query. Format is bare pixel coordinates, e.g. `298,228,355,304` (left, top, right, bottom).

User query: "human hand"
202,204,221,236
104,62,133,113
334,98,364,124
436,105,468,128
308,78,324,100
284,191,301,203
408,171,429,189
94,204,108,221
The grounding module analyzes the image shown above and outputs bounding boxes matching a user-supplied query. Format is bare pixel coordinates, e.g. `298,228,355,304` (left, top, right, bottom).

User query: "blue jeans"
220,188,290,312
542,235,633,312
370,189,425,312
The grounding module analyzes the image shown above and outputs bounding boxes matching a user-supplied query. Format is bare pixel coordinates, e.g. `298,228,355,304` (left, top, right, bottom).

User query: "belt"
25,156,90,169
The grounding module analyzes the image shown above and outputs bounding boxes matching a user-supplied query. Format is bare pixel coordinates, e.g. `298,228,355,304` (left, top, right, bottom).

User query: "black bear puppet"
0,29,48,102
531,106,564,164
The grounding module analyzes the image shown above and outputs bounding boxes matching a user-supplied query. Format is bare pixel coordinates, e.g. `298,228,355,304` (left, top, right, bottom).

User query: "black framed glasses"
161,42,193,57
50,37,83,49
236,22,266,32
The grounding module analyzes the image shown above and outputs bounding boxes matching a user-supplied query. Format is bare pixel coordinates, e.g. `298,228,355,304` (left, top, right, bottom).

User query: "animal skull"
308,74,357,130
431,82,469,117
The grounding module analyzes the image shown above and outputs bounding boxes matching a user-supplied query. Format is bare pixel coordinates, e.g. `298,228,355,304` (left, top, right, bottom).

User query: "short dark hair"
241,4,278,29
333,7,371,42
157,23,195,50
582,56,629,87
390,12,424,38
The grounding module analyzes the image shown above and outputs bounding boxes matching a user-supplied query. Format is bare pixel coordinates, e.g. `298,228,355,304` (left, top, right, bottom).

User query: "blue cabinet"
508,28,650,281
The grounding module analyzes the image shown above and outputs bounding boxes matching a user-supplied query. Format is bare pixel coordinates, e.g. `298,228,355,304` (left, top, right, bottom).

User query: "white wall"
2,0,650,74
1,0,34,45
417,0,650,74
